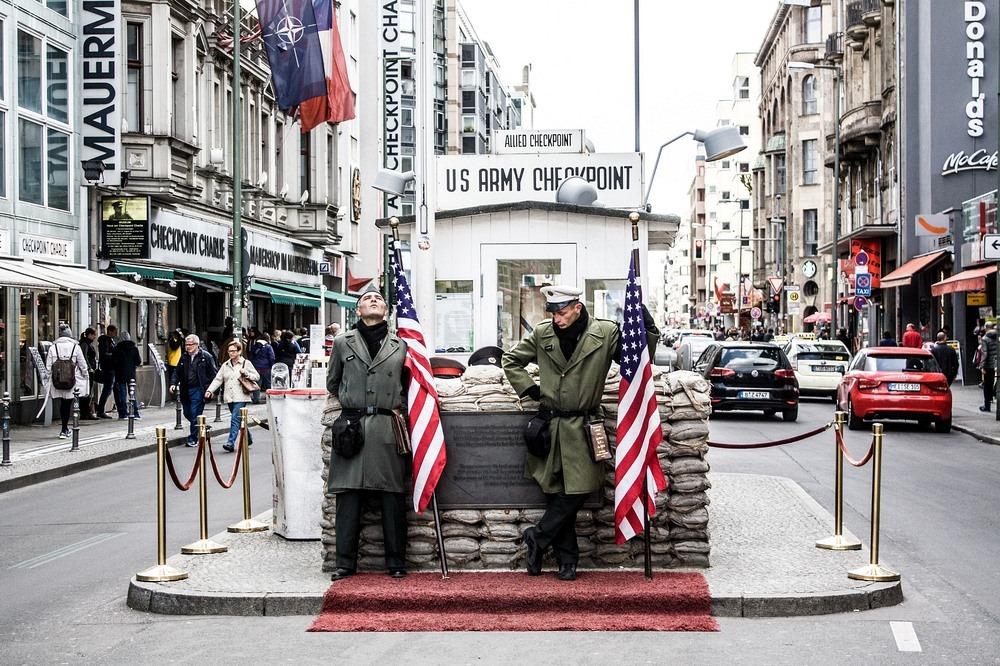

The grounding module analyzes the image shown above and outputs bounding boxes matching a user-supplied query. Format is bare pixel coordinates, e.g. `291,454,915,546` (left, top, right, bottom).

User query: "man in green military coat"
326,286,409,580
503,285,657,580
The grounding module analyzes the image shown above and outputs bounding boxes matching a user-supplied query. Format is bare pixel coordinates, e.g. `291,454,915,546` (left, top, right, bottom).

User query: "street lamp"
642,126,747,209
789,59,842,337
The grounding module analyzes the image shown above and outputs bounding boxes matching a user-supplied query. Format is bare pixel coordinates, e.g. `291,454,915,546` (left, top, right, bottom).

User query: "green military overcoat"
326,328,409,494
502,318,622,495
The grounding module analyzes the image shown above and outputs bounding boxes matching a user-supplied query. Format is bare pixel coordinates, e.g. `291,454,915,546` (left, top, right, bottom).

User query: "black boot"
330,567,355,581
523,527,543,576
556,563,577,581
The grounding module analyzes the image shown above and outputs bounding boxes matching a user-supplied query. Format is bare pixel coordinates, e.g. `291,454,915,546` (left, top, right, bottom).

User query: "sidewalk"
949,382,1000,446
126,473,903,618
0,399,268,493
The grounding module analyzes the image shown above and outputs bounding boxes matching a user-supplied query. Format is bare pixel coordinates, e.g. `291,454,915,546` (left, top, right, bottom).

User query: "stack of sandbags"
434,365,538,412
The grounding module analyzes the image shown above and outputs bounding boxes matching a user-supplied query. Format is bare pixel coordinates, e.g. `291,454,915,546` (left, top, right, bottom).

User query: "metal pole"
831,66,841,337
125,380,136,440
215,390,223,422
174,383,184,430
70,388,80,452
1,391,12,466
848,423,899,581
633,0,640,155
229,407,268,533
816,411,860,550
136,427,188,582
182,416,228,554
431,494,449,579
629,212,653,581
231,0,243,328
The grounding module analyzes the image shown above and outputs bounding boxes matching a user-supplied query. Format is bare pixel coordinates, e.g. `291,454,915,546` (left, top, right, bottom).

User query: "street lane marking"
9,533,124,569
890,621,922,652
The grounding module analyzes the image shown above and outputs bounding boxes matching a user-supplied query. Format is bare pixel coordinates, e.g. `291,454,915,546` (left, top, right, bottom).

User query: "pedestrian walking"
111,331,142,419
902,323,923,348
45,325,90,438
95,324,118,418
247,331,276,402
326,287,410,582
979,323,999,411
930,332,959,386
502,285,658,581
205,340,260,452
878,331,897,346
170,334,218,446
165,330,184,400
78,327,99,419
273,329,301,367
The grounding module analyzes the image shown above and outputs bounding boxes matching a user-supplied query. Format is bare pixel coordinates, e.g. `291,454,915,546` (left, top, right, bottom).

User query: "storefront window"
496,259,560,350
0,288,7,392
585,279,627,325
435,280,473,353
19,292,36,397
962,190,997,242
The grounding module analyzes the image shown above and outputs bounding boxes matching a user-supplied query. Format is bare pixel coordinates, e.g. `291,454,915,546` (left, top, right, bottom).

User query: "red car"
836,347,952,433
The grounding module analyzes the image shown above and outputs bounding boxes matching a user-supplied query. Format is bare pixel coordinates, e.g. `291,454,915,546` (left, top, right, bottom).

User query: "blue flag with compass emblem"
255,0,328,111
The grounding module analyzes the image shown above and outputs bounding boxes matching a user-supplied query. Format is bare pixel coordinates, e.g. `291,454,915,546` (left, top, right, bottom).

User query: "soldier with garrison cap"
502,284,659,581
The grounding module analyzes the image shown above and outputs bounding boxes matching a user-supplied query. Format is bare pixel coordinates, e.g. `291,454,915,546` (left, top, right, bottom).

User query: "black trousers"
335,490,407,571
984,368,996,408
58,398,73,430
532,492,589,566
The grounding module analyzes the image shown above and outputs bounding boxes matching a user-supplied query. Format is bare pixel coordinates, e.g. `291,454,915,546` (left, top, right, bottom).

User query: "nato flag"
256,0,328,111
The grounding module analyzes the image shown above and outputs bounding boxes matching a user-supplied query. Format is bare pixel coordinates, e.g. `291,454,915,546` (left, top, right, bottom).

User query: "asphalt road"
1,404,998,663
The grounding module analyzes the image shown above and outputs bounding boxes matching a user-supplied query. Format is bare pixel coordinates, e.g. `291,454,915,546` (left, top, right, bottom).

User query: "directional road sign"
984,234,1000,260
855,272,872,297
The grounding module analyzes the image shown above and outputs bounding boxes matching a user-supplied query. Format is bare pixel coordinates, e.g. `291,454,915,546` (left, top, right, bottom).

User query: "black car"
693,342,800,421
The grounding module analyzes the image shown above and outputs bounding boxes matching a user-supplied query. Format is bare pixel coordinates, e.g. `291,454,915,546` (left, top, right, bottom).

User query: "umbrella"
803,311,831,324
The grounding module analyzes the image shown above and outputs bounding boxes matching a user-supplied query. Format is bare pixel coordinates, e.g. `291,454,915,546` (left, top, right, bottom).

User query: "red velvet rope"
207,428,244,489
707,422,832,449
835,428,876,467
164,437,203,491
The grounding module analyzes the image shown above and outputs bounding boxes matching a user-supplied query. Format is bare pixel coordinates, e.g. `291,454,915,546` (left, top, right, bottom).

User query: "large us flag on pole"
614,254,668,544
390,246,447,513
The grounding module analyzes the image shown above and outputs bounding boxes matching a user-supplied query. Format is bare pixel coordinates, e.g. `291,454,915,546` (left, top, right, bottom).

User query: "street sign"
767,276,784,294
750,306,762,320
855,272,872,297
915,213,950,237
319,261,331,275
853,295,868,311
984,234,1000,260
855,250,869,266
786,286,801,314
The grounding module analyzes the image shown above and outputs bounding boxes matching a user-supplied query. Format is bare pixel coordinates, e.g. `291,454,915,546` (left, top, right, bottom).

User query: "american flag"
614,254,668,544
390,246,447,513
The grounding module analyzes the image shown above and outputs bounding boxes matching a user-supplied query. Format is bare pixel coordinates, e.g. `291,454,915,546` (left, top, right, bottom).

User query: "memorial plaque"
100,196,150,259
436,412,600,509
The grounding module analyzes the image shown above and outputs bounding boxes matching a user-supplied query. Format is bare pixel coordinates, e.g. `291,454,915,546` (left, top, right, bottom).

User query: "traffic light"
768,293,780,313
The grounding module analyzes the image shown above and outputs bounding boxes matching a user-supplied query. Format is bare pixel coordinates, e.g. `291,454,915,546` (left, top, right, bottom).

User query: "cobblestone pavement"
128,472,902,617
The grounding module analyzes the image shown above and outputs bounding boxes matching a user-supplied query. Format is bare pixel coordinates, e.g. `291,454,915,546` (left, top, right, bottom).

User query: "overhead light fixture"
555,176,601,206
693,126,746,162
81,159,105,183
372,169,416,197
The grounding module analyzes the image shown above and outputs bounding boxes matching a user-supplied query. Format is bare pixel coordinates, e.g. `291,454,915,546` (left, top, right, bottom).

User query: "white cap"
541,285,583,312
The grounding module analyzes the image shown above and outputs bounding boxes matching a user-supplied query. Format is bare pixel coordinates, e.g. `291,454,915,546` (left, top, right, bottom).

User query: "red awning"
930,265,997,297
879,250,949,289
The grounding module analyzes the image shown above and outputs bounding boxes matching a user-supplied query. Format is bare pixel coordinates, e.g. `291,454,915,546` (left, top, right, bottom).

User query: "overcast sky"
459,0,776,216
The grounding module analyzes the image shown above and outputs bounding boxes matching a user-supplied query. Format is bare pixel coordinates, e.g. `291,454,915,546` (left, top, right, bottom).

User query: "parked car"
835,346,952,432
783,339,851,401
673,330,715,370
693,342,800,421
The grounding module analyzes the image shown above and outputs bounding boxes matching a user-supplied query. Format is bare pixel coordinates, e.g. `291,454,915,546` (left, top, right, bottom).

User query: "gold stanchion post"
816,411,862,550
848,423,900,582
228,407,268,533
181,416,228,554
136,427,188,581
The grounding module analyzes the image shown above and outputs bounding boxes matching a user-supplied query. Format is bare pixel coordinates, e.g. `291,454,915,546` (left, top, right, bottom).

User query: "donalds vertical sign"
80,0,122,186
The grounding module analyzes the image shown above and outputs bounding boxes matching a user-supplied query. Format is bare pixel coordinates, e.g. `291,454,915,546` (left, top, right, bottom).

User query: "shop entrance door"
480,244,577,351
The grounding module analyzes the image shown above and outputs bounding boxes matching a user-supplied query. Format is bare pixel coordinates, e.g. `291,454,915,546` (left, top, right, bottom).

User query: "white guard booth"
268,388,326,539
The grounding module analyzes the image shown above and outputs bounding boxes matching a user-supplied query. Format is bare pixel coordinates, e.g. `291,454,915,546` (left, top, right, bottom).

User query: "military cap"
430,356,465,378
358,283,384,298
541,285,583,312
468,346,503,367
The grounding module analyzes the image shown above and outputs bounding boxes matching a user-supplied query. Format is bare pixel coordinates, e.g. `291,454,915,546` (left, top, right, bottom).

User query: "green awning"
176,270,234,287
250,282,320,308
765,133,786,153
257,280,358,308
111,262,174,280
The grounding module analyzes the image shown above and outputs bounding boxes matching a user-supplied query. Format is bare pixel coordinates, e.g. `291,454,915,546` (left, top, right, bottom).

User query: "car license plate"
738,390,770,399
887,383,920,392
812,365,839,372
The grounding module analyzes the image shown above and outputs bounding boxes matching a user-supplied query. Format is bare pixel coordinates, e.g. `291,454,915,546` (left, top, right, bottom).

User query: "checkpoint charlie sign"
492,129,585,155
436,153,644,209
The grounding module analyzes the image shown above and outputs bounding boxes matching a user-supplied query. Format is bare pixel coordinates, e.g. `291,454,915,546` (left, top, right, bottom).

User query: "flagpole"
231,0,243,328
629,212,653,581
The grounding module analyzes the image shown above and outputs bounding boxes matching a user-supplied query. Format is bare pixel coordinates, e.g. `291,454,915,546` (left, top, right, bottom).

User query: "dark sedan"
693,342,800,421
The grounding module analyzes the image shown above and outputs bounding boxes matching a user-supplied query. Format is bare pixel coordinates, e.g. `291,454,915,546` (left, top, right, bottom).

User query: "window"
435,280,474,352
0,112,5,198
694,240,703,259
19,119,43,204
299,133,311,199
460,69,475,87
461,136,476,153
18,31,42,113
126,23,143,133
326,131,336,206
721,190,731,200
47,0,68,17
739,125,750,136
737,76,750,99
45,45,68,123
802,139,818,184
739,162,750,173
171,34,185,137
721,160,730,170
275,119,284,193
774,154,786,194
803,209,818,255
803,6,822,44
462,115,476,133
47,128,69,210
802,75,817,115
0,21,5,102
721,252,731,262
401,107,413,127
722,221,730,231
461,90,476,112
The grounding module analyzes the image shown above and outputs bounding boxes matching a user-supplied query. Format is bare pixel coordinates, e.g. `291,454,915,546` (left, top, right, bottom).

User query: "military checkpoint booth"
266,180,722,574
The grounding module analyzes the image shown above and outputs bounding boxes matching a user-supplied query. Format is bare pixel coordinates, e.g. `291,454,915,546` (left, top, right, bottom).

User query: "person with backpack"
111,331,142,419
46,325,90,438
95,324,118,419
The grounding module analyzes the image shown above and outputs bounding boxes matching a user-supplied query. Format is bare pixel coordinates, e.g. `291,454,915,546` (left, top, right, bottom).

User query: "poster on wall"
100,196,150,259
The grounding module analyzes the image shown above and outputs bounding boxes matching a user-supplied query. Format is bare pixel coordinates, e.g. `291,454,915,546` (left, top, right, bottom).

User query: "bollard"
174,384,184,430
1,391,11,467
70,388,81,452
848,423,900,582
125,379,137,440
228,407,268,533
214,390,223,423
136,427,189,582
816,411,861,550
181,416,228,554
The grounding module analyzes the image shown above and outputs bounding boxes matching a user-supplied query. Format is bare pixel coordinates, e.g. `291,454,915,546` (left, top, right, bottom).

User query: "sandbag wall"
319,365,711,572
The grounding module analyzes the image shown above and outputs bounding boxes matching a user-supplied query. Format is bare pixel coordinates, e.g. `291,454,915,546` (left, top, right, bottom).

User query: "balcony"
861,0,881,26
846,2,866,40
824,100,883,165
825,32,844,62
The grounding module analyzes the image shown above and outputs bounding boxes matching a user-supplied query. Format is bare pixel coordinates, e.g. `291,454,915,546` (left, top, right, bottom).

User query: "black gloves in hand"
521,385,541,402
640,304,659,334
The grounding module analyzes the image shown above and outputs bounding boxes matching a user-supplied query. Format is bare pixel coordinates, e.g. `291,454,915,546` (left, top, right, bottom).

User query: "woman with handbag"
206,340,260,452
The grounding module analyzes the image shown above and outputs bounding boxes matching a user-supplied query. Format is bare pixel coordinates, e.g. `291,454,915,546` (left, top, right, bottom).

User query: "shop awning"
257,281,358,308
250,283,320,308
176,270,233,288
879,250,949,289
110,262,174,281
0,263,60,289
931,265,998,297
0,258,175,300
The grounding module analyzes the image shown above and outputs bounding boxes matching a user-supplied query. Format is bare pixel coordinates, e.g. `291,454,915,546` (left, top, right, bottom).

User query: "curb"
952,422,1000,447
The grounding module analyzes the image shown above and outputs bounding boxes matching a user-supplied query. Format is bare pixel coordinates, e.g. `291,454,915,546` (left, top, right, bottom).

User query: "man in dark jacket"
78,328,99,419
930,332,959,386
170,334,219,446
274,330,301,367
111,331,142,419
95,324,117,418
980,324,999,411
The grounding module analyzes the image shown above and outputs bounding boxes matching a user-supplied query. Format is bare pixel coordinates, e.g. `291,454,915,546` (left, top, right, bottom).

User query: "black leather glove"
520,385,541,402
641,304,660,336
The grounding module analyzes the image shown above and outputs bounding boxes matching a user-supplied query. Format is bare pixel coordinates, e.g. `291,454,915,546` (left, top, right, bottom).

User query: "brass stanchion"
181,416,228,554
137,427,189,581
174,383,184,430
228,407,267,533
816,411,861,550
848,423,900,582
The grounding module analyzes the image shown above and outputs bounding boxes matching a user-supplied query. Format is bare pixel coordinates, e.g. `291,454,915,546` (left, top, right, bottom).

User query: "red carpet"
307,571,718,632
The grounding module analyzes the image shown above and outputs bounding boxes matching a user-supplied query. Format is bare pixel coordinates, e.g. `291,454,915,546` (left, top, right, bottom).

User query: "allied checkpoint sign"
436,153,644,210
